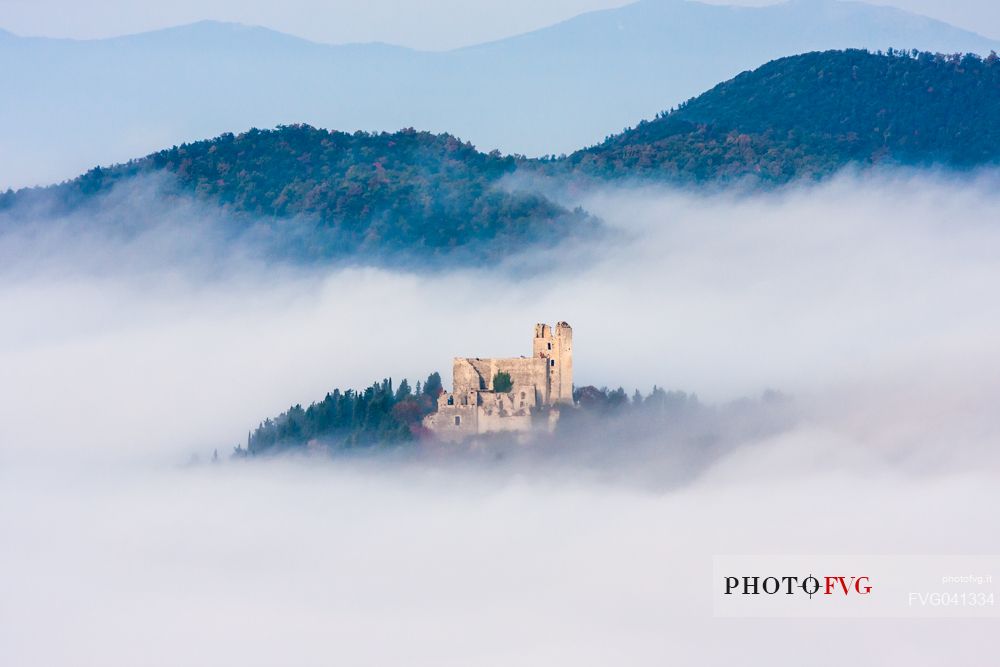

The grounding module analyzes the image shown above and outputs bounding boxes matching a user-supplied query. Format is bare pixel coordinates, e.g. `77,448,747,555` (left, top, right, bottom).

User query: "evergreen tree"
246,374,441,454
423,372,442,398
492,371,513,393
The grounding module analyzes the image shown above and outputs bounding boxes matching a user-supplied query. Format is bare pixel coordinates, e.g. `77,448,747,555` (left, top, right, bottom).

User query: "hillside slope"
6,50,1000,265
1,126,591,262
562,49,1000,182
3,0,999,188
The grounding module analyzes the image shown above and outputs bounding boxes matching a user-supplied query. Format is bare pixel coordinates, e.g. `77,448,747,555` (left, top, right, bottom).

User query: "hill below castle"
558,49,1000,182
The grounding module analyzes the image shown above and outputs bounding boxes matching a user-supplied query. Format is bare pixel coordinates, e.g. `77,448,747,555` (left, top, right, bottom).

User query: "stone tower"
423,321,573,441
532,321,573,404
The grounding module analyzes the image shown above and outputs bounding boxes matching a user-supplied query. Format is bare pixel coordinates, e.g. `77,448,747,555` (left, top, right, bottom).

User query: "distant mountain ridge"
5,49,999,266
3,0,1000,188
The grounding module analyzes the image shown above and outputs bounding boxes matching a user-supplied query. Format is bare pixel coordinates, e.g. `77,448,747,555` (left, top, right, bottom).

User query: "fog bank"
3,170,998,468
2,170,999,664
2,456,997,666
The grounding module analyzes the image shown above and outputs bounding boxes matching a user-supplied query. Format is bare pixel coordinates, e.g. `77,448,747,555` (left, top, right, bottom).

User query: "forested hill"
1,126,592,262
5,49,1000,263
558,49,1000,182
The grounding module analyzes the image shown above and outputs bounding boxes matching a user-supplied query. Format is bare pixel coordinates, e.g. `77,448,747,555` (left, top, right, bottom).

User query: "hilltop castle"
423,322,573,441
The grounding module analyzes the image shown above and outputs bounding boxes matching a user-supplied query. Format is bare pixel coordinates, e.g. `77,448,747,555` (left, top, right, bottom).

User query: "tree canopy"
556,49,1000,182
2,126,594,264
492,371,514,393
5,49,1000,266
243,372,442,454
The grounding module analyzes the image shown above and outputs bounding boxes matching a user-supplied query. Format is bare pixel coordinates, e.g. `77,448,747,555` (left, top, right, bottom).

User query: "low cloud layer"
3,455,997,666
3,169,998,468
2,170,999,664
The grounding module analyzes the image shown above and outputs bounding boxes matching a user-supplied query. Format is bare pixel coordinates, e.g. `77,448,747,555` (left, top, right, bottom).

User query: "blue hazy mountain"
2,0,998,188
5,50,999,267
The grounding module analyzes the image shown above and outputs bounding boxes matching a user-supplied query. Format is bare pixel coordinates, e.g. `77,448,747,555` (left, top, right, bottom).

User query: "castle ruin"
423,322,573,441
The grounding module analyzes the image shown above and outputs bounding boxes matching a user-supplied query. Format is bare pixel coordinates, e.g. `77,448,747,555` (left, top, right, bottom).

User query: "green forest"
558,49,1000,182
241,377,708,455
5,49,1000,261
243,373,443,454
1,126,593,263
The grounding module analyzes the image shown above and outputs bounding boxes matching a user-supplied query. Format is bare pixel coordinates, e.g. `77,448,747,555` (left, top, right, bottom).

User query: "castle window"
454,416,461,426
447,395,454,406
550,359,555,367
547,342,552,350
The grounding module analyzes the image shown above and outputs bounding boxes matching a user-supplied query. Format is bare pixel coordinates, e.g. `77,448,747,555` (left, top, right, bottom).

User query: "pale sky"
0,0,998,49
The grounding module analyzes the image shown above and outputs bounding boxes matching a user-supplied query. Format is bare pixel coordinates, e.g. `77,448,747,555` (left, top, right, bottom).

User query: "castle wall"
423,392,479,442
454,357,548,405
424,321,573,442
475,389,534,434
476,408,533,434
453,359,485,396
